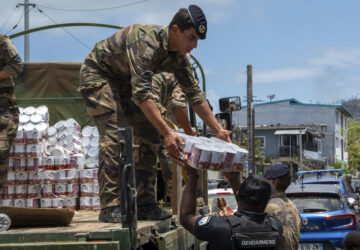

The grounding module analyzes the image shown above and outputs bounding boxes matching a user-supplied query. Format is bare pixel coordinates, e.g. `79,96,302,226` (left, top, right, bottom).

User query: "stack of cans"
80,126,99,169
79,168,100,210
177,133,248,171
3,106,49,208
0,105,102,210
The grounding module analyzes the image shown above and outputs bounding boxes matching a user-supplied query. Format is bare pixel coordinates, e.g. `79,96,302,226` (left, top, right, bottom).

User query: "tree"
346,121,360,173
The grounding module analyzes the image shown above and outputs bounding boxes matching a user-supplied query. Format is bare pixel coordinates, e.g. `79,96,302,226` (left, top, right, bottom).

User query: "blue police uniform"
194,211,283,250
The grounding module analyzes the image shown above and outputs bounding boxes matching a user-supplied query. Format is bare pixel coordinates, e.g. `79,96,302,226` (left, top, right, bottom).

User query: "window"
255,136,265,148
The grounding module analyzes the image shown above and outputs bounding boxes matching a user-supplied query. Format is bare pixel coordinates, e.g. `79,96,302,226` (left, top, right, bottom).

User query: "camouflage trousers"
157,144,173,200
0,93,19,190
81,82,161,209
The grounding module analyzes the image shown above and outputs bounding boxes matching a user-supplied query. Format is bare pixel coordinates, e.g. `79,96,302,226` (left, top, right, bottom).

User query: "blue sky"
1,0,360,113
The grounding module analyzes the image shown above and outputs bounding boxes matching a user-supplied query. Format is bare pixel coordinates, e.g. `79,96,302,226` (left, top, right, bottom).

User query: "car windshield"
287,194,343,213
208,194,238,214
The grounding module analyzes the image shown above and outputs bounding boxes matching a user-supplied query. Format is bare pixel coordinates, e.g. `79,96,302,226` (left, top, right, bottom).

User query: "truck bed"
0,210,173,249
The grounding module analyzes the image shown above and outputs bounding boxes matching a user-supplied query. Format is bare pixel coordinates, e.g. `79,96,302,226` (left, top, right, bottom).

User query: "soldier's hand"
164,130,184,158
216,128,232,142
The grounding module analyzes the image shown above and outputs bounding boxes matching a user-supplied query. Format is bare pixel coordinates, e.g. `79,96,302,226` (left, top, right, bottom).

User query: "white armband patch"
198,216,211,227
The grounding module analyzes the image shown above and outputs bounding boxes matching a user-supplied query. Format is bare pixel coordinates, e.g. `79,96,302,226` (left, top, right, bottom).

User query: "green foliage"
345,121,360,172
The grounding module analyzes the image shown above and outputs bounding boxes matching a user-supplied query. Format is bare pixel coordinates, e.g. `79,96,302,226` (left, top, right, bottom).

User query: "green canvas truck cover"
14,62,93,127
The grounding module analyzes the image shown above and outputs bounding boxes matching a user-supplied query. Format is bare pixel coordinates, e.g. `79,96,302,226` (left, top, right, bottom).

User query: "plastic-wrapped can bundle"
177,133,248,171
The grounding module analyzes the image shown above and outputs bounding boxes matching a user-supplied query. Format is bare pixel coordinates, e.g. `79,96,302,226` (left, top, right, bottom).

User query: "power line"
4,4,35,35
0,5,18,33
36,0,148,12
36,7,91,50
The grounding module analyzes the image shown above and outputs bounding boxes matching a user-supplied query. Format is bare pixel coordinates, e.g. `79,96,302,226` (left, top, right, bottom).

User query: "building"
233,98,352,169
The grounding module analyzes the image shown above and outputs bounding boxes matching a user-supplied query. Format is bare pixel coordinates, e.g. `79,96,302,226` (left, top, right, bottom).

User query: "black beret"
264,163,289,179
237,175,272,206
188,5,207,39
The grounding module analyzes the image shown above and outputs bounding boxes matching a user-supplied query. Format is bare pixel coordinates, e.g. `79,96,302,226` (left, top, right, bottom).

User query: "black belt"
0,87,14,94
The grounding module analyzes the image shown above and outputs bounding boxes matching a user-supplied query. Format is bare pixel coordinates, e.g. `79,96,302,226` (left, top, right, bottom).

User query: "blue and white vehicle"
286,183,360,250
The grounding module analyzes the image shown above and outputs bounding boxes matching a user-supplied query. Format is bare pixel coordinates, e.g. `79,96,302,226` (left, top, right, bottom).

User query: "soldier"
264,163,301,250
0,33,23,190
180,167,283,250
152,72,196,201
79,5,231,222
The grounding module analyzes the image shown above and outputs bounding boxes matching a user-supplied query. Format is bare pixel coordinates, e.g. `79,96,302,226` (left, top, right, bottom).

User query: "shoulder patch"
198,216,211,227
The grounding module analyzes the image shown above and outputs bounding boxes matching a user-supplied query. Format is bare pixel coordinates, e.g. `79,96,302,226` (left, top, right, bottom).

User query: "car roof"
287,184,342,195
208,188,234,195
297,175,343,183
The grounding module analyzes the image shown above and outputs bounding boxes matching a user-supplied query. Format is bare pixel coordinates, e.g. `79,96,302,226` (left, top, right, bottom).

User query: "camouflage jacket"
79,24,206,107
265,193,301,250
0,34,23,88
152,72,187,128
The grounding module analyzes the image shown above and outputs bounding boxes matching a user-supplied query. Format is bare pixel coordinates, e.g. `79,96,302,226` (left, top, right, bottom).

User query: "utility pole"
247,65,255,176
18,0,36,62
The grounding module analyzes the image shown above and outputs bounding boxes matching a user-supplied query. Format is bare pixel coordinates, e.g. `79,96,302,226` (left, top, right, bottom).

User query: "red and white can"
5,171,15,185
66,169,79,183
15,184,27,198
14,125,25,144
209,148,225,170
26,144,42,158
79,169,94,183
28,171,40,185
41,170,56,184
53,198,65,208
12,157,26,171
80,183,93,197
13,143,25,158
93,168,98,183
80,197,92,210
70,153,85,169
41,184,54,198
91,197,100,210
55,169,67,184
93,183,99,196
15,171,29,185
26,198,40,208
64,197,77,210
2,199,14,207
41,198,53,208
28,184,41,198
26,157,40,171
66,183,79,197
44,156,54,170
14,198,26,208
55,183,66,196
3,185,15,199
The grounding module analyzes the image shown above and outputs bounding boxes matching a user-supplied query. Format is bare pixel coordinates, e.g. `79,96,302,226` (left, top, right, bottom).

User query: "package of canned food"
176,133,248,172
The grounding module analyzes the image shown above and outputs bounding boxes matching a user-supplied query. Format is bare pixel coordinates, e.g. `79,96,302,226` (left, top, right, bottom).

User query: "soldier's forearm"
173,107,193,135
0,71,12,80
139,99,173,136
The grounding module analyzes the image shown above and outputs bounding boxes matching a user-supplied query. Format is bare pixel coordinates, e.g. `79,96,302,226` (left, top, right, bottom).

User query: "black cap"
237,175,272,207
188,5,207,39
264,163,289,179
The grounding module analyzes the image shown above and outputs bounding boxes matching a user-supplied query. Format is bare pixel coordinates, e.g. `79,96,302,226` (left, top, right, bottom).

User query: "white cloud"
255,67,321,84
307,47,360,67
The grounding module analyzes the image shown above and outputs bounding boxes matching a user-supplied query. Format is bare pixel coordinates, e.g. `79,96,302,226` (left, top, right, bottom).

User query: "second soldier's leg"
0,101,19,191
121,99,172,220
81,81,126,223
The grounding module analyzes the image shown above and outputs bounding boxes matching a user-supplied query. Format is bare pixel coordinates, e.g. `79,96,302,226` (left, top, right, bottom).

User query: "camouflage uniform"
152,72,188,200
79,24,206,209
265,193,301,250
0,34,22,190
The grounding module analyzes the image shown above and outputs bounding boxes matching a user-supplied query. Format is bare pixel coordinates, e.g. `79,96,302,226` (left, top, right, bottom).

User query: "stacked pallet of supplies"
0,106,100,210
